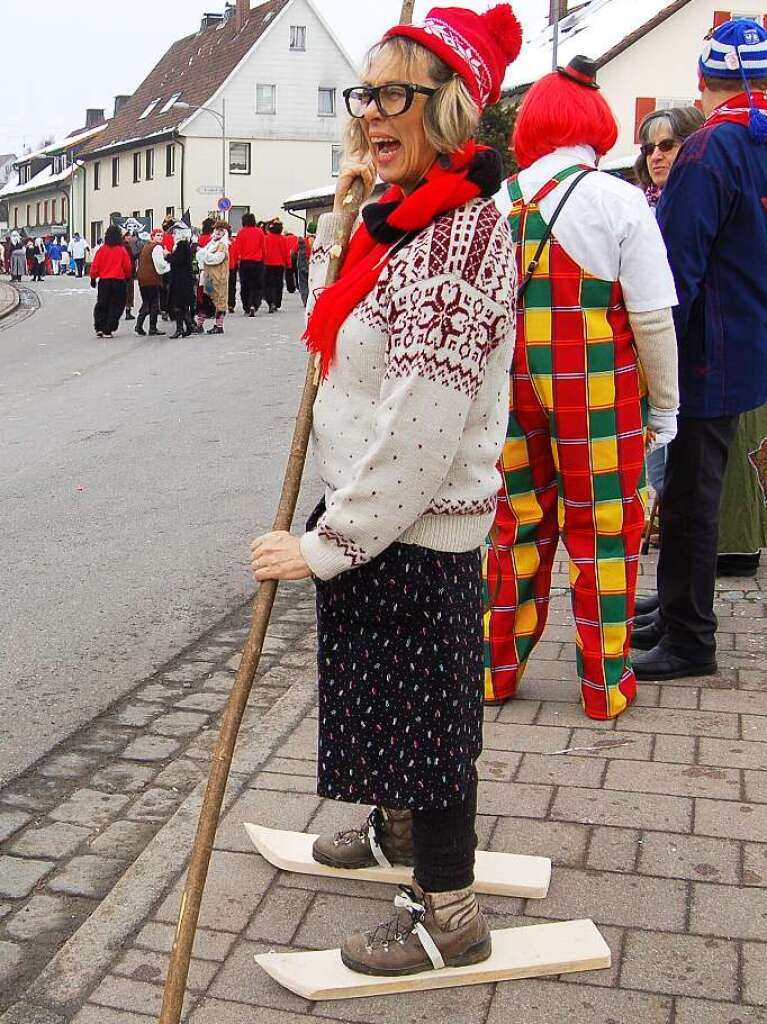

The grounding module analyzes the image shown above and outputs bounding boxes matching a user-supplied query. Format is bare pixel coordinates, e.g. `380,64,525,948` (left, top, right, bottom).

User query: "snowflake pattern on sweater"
300,197,516,581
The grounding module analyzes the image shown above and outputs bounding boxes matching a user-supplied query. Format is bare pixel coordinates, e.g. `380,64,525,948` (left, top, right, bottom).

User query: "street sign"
197,185,224,195
218,197,233,213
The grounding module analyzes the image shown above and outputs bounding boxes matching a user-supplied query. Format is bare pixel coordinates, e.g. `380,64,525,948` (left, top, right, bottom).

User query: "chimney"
200,12,224,31
85,108,105,128
236,0,249,31
114,95,131,117
549,0,568,24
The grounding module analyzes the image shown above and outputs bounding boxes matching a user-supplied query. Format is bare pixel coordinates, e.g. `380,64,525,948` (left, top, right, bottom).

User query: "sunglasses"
343,82,437,119
640,138,680,158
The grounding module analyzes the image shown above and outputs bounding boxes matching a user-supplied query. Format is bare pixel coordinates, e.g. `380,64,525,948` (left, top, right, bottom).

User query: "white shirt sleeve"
493,183,513,220
152,246,170,275
616,191,678,313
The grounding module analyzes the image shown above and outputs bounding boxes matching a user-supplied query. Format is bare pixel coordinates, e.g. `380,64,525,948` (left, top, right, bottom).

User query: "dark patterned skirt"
309,503,485,812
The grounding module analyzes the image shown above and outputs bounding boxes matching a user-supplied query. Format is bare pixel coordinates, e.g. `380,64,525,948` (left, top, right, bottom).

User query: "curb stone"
0,283,20,320
0,668,317,1021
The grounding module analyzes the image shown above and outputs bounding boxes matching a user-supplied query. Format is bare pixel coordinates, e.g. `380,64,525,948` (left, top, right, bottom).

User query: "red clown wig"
513,60,619,170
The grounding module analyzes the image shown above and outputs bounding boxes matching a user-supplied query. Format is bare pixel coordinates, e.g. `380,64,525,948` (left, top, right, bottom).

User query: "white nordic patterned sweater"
299,197,517,581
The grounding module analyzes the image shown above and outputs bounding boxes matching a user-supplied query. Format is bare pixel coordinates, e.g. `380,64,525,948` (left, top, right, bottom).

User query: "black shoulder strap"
517,168,596,301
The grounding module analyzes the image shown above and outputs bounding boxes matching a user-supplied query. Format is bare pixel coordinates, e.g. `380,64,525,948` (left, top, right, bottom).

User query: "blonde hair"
345,36,481,160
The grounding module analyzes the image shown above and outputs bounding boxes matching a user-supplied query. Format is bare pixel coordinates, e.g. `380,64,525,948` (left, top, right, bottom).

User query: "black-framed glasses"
343,83,437,119
640,138,680,158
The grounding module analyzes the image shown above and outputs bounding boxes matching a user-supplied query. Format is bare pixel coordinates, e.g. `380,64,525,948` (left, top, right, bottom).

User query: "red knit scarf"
304,141,501,379
706,89,767,129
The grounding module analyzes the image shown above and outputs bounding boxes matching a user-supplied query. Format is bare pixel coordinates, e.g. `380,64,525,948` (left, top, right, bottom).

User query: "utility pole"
551,0,560,71
221,98,227,202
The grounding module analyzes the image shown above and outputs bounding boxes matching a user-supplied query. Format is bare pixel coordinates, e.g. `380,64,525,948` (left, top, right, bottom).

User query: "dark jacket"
167,245,196,308
657,121,767,418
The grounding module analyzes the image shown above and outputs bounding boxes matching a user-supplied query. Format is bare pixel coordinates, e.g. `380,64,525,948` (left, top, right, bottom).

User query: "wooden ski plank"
243,823,551,899
255,918,611,1000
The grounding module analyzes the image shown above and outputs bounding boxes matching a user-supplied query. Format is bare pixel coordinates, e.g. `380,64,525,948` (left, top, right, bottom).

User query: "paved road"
0,276,317,785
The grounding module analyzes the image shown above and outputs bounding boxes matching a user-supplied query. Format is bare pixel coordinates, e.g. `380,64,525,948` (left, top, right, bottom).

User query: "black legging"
94,279,126,334
412,767,478,893
137,284,161,331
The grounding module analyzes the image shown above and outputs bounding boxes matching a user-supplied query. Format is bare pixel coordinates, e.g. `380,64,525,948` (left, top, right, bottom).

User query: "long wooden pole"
400,0,416,23
157,6,415,1022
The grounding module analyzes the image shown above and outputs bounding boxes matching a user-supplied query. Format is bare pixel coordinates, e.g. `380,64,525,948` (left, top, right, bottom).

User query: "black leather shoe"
631,624,663,650
135,327,147,336
635,593,659,616
634,609,660,629
148,329,166,336
633,645,717,682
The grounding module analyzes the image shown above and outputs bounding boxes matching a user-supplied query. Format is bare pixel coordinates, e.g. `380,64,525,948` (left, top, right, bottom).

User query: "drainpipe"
176,134,186,221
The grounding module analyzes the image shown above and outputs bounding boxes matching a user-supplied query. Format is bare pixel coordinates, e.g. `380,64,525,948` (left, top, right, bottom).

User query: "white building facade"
77,0,357,241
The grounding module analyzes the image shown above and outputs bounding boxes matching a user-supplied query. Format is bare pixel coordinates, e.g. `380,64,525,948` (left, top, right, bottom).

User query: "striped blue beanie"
699,18,767,80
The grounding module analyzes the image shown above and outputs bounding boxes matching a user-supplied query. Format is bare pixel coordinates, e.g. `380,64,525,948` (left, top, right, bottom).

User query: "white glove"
647,407,678,451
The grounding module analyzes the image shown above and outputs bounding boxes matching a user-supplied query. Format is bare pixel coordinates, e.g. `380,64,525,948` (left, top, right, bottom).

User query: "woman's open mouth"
372,137,402,165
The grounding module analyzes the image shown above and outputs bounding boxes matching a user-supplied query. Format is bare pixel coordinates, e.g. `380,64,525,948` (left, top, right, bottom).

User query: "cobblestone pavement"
0,579,317,1018
2,550,766,1023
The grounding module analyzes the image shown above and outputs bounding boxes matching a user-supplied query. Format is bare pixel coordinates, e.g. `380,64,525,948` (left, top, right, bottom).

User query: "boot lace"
333,807,381,848
365,886,424,952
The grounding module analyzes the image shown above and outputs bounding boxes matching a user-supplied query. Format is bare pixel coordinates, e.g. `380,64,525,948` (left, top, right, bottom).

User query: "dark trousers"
94,279,126,334
75,258,85,278
658,414,740,657
228,268,238,310
159,276,170,315
264,265,285,309
137,284,161,331
412,767,478,893
239,260,264,312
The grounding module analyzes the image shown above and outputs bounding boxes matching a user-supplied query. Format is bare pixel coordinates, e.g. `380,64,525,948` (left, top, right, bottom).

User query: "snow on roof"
505,0,691,90
0,163,74,199
284,183,339,206
14,123,107,165
283,181,387,211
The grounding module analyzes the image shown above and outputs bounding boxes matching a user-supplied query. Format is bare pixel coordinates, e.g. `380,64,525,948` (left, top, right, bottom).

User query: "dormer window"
160,92,183,113
139,97,162,119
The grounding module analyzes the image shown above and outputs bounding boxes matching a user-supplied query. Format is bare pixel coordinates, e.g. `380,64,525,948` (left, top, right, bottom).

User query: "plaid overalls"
484,165,648,721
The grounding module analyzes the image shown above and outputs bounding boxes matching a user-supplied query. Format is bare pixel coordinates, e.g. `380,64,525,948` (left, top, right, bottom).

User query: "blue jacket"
657,121,767,418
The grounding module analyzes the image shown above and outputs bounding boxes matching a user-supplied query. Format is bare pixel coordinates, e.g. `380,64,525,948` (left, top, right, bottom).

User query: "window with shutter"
634,97,657,144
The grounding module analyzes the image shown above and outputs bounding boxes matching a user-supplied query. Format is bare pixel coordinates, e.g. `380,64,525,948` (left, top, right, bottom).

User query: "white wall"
183,0,357,144
83,144,183,235
7,187,71,235
183,135,339,222
600,0,756,161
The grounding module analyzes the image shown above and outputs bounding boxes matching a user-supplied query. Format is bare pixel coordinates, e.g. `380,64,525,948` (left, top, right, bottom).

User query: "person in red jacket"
235,213,266,315
90,225,133,339
263,219,291,313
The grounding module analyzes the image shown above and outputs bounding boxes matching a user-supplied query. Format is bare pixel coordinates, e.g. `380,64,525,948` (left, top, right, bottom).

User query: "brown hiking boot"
312,807,414,870
341,883,491,976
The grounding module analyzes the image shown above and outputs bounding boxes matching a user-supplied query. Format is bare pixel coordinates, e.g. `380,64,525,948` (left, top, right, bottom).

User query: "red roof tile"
79,0,290,157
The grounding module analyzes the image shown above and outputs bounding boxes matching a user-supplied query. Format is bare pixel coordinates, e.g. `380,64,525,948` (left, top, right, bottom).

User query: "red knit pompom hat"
384,5,523,110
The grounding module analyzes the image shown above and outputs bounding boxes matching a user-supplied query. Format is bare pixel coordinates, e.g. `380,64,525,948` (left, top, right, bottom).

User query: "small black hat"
556,55,600,90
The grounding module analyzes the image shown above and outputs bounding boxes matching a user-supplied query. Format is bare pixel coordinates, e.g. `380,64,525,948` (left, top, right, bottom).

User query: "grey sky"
1,0,545,157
